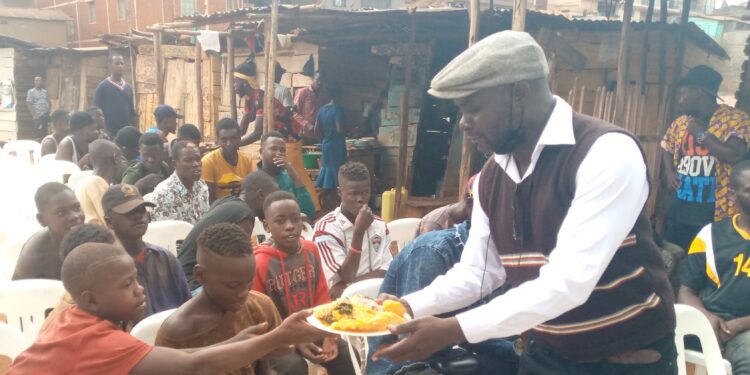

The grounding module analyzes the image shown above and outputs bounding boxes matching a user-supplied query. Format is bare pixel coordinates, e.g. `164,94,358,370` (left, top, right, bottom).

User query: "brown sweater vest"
478,112,675,361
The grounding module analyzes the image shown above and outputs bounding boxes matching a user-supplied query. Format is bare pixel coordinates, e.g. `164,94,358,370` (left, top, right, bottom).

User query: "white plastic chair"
340,278,385,375
0,279,66,343
142,220,194,256
301,221,314,240
252,217,269,244
130,308,176,345
66,170,94,190
0,323,28,371
675,304,732,375
0,240,28,281
36,159,81,184
2,140,41,165
387,218,421,252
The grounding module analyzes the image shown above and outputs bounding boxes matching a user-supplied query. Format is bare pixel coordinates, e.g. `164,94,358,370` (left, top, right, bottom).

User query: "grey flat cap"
428,31,549,100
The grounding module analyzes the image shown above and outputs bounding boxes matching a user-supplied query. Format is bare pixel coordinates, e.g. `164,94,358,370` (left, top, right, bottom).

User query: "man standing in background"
26,76,51,140
94,55,136,137
294,71,325,144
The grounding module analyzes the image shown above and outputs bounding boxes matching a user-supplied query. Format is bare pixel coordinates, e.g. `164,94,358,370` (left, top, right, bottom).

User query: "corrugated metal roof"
0,7,73,22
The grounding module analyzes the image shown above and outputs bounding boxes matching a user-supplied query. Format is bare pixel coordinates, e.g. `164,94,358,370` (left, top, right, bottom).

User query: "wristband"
348,246,362,254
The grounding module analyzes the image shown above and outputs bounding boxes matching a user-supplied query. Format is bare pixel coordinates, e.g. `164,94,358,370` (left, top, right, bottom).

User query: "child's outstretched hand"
277,310,333,345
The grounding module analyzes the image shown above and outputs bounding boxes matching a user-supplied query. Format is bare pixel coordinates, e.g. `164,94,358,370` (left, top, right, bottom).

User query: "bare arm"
240,116,263,147
41,138,57,156
660,150,677,190
701,136,746,164
239,111,255,135
55,139,73,162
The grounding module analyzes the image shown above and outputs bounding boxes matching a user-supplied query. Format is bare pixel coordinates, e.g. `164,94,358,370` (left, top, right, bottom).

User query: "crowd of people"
7,30,750,375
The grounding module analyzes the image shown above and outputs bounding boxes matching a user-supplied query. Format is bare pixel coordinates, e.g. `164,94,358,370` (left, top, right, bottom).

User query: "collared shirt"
26,87,50,118
661,105,750,222
294,85,324,127
314,206,392,288
147,173,209,225
137,242,192,316
403,97,649,343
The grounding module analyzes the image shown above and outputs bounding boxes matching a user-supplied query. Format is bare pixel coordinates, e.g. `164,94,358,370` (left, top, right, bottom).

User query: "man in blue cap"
661,65,750,251
148,104,183,142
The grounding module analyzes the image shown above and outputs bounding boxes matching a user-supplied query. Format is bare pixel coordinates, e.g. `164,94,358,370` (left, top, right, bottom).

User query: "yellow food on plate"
314,296,407,332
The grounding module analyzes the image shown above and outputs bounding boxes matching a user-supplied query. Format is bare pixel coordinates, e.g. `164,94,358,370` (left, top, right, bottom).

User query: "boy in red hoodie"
253,191,356,375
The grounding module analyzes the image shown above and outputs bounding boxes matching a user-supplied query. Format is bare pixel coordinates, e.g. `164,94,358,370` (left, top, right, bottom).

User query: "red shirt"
9,306,152,375
294,86,324,128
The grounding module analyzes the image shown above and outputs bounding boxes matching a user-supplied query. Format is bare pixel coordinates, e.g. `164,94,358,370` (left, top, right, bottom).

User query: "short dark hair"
85,106,101,114
35,182,72,212
242,170,277,191
59,224,115,260
139,132,163,147
262,191,297,215
339,162,370,183
197,223,252,257
172,140,197,160
110,54,124,64
114,126,142,149
177,124,201,142
51,109,69,123
69,112,95,130
260,131,285,145
730,160,750,189
216,118,241,137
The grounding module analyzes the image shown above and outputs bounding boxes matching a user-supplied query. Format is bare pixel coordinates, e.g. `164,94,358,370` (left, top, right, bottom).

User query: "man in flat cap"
660,65,750,251
374,31,677,374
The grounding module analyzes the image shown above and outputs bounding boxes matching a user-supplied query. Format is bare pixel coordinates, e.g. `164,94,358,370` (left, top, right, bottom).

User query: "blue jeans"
366,222,519,374
725,330,750,375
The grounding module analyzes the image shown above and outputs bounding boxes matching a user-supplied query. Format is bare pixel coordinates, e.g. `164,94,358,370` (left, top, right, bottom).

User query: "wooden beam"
667,0,691,123
512,0,527,31
195,41,204,134
394,12,417,217
264,0,279,133
228,31,237,121
457,0,480,199
640,0,655,95
128,41,138,111
153,29,164,104
614,0,634,125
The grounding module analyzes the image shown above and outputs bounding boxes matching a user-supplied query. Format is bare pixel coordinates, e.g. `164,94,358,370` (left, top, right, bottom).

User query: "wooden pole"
394,12,416,217
227,31,237,121
656,0,669,137
640,0,655,95
129,40,138,111
512,0,527,32
667,0,691,123
456,0,481,200
263,0,279,134
195,41,204,134
153,29,164,104
614,0,634,125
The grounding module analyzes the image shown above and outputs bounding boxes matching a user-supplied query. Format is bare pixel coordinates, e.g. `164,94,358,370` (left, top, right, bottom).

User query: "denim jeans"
724,330,750,375
366,222,519,374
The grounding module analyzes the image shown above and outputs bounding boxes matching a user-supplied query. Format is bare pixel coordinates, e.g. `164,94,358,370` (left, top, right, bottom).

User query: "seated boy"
177,124,202,146
103,184,191,316
40,223,117,333
13,182,84,280
114,126,142,166
253,191,356,375
9,243,330,374
678,160,750,374
156,223,283,374
314,162,392,297
121,132,172,195
257,132,316,220
147,141,209,224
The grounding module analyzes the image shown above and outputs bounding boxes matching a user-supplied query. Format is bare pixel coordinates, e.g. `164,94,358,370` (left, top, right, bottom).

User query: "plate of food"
308,295,411,337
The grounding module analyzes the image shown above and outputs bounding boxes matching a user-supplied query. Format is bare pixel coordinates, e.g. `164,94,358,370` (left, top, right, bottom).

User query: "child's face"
196,251,254,312
140,143,165,174
38,190,84,237
338,177,371,217
85,254,146,323
263,199,302,252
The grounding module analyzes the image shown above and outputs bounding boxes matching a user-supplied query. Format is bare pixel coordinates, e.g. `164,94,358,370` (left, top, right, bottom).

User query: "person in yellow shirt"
202,118,255,202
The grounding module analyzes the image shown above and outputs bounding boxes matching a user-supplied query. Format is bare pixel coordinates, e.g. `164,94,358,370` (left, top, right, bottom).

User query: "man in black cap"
148,104,183,142
661,65,750,251
102,184,191,316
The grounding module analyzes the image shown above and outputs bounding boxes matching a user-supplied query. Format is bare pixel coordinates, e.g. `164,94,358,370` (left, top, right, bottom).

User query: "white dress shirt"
403,97,649,343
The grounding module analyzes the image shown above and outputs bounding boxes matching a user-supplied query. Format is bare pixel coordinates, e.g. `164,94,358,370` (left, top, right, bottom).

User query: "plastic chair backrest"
674,304,729,375
66,170,94,190
2,141,41,165
0,279,66,343
0,323,28,371
251,217,268,244
0,240,27,281
36,159,81,184
301,221,314,240
130,308,176,345
341,278,384,299
142,220,194,256
387,218,421,252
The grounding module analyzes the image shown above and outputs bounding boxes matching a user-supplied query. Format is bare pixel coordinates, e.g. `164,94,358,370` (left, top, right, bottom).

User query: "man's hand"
238,322,269,340
377,293,414,317
372,316,465,363
705,312,727,348
296,342,327,363
686,116,708,137
353,205,374,234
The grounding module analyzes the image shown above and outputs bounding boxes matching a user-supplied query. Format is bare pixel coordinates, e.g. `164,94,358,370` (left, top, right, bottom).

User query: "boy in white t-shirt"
314,162,392,297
